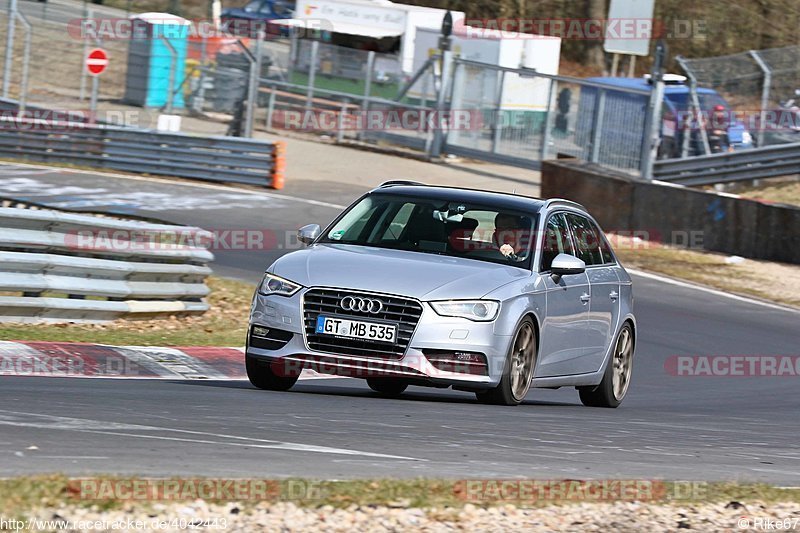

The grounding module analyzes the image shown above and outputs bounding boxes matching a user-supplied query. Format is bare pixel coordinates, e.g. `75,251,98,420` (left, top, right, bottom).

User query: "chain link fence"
0,13,129,108
2,10,663,177
678,45,800,148
447,58,651,173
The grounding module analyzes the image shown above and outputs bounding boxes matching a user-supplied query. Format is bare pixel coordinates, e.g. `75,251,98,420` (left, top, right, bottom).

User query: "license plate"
315,315,397,343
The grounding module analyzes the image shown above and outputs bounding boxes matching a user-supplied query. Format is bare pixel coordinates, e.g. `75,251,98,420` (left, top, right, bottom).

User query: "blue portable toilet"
124,13,190,109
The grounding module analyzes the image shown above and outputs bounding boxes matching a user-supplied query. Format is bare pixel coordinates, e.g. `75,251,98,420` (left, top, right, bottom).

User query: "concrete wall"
541,159,800,264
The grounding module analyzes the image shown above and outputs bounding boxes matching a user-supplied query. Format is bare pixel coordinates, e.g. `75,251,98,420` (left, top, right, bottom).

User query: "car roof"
586,77,718,95
370,184,549,213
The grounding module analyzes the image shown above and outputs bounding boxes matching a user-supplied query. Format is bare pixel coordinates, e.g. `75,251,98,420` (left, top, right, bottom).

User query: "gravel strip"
23,500,800,532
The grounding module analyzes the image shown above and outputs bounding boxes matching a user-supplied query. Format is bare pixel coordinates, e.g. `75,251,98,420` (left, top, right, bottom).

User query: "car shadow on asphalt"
169,379,579,407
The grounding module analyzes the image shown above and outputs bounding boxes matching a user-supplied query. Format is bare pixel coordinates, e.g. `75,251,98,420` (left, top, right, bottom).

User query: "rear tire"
366,377,408,396
579,323,634,408
246,355,298,391
475,317,537,406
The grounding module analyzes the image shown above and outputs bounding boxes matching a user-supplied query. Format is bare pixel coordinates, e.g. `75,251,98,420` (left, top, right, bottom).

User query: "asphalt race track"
1,163,799,482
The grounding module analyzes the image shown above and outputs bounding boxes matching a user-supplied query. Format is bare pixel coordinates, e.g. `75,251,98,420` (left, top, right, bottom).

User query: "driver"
493,213,531,260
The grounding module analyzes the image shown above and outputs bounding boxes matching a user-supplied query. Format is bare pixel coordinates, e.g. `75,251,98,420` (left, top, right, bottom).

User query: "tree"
585,0,606,70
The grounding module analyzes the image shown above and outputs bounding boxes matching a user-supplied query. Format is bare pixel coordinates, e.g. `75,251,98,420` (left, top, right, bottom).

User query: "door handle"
609,291,619,301
580,293,591,304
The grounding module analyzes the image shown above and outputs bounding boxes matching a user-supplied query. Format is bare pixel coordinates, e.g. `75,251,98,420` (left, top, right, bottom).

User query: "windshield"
666,92,729,114
319,193,537,268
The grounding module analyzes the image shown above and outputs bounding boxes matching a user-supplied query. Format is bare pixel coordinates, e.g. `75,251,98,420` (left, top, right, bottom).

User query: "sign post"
85,48,109,122
430,11,453,158
3,0,19,98
640,39,667,180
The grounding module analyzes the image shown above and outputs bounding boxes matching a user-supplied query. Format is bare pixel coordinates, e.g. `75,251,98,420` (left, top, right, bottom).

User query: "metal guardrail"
0,206,215,323
653,142,800,186
0,117,285,188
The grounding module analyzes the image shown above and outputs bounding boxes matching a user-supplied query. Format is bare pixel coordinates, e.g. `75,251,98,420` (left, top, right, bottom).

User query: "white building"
274,0,465,74
412,21,562,113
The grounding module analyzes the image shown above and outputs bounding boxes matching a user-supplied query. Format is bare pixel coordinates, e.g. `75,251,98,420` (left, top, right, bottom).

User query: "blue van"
221,0,295,37
579,76,753,159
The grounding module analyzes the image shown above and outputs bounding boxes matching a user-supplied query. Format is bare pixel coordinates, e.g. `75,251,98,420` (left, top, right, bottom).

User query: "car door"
565,213,621,374
536,212,591,378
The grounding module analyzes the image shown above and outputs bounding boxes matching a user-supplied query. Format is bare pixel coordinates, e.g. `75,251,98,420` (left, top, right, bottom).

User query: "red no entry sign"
86,48,109,76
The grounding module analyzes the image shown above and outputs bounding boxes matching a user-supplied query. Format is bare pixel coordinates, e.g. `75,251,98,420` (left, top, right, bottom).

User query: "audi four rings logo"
340,296,384,314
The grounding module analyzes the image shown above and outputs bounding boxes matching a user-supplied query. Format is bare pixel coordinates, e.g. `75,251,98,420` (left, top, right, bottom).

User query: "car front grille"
303,288,423,359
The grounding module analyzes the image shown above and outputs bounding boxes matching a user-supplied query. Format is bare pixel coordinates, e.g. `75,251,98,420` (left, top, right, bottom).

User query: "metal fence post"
589,89,606,163
442,60,465,151
194,34,208,112
79,8,93,101
14,10,30,112
359,51,375,142
540,78,556,161
306,40,318,112
491,70,505,153
749,50,771,147
266,86,276,130
89,75,100,121
244,33,263,138
430,50,452,158
363,51,375,105
640,78,664,180
288,28,297,81
2,0,18,98
159,36,178,114
676,56,710,155
337,98,348,143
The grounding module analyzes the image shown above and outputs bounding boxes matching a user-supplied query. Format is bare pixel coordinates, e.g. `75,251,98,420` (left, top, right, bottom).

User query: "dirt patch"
611,233,800,308
736,179,800,207
0,277,254,346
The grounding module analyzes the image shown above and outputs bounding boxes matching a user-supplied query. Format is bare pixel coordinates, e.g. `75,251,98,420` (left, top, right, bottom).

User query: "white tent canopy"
271,18,402,39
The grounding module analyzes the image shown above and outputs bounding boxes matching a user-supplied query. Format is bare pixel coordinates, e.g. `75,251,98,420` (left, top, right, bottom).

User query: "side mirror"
550,253,585,282
297,224,321,245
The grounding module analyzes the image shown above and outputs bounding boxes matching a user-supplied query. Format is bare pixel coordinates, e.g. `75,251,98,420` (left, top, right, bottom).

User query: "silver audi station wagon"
246,182,636,407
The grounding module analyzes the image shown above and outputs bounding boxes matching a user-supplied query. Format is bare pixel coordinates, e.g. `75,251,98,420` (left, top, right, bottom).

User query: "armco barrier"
0,206,215,323
542,159,800,264
653,142,800,186
0,117,284,188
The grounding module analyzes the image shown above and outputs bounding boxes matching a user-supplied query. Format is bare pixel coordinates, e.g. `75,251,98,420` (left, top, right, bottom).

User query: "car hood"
270,244,529,300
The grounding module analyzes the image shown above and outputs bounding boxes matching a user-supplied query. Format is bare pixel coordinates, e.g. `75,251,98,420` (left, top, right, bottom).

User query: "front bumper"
247,289,512,388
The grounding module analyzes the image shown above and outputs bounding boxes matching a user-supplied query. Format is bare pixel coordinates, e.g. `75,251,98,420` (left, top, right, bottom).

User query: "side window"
379,202,415,241
540,213,574,272
566,214,604,266
595,223,615,264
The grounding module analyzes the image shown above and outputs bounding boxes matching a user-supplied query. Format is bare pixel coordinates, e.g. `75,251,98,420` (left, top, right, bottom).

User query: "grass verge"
1,476,800,518
736,179,800,207
611,234,800,309
0,277,254,347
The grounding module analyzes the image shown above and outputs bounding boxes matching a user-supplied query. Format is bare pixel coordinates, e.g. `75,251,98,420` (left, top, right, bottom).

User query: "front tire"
475,317,537,406
246,355,298,391
366,377,408,396
579,323,634,408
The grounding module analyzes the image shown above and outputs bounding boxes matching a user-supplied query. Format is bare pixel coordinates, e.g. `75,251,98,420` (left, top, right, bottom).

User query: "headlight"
257,273,302,297
430,300,500,321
